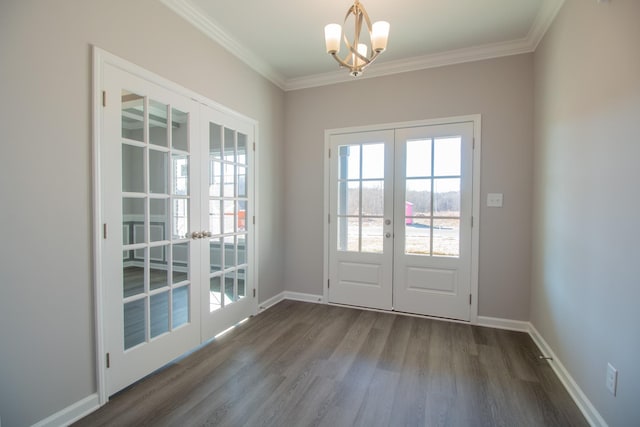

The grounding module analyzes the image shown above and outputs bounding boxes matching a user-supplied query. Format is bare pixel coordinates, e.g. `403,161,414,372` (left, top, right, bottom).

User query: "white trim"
323,115,481,322
258,292,285,312
158,0,564,91
283,291,324,304
477,316,529,332
528,323,608,427
32,394,100,427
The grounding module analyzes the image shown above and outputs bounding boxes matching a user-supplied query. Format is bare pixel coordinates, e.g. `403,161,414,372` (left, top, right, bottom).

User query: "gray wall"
0,1,285,426
283,54,535,321
531,0,640,425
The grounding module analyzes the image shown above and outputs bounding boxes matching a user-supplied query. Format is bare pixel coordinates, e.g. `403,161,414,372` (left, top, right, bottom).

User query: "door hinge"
106,352,110,368
327,279,330,289
471,216,474,228
253,288,256,298
253,142,256,151
328,213,330,224
469,294,472,305
253,216,255,225
328,148,331,158
102,90,106,107
103,223,108,239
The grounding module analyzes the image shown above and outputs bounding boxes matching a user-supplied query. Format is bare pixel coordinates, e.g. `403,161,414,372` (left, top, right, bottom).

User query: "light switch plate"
487,193,503,207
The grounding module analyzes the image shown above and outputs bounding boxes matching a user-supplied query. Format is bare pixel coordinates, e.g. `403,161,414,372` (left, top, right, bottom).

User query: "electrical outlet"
606,363,618,396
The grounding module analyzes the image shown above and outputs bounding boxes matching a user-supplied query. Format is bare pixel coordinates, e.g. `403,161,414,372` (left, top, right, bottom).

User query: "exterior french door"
99,59,256,397
328,121,475,321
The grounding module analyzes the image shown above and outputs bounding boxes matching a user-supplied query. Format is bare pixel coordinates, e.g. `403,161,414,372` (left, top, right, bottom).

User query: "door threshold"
327,302,471,325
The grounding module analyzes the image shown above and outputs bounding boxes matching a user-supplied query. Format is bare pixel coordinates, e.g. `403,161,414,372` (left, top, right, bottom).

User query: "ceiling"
160,0,564,91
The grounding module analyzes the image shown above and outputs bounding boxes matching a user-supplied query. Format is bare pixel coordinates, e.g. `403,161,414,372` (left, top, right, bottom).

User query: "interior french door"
99,61,256,396
328,121,474,321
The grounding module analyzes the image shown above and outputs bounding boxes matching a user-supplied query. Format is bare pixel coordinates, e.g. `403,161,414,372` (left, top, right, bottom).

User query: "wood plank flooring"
75,301,588,427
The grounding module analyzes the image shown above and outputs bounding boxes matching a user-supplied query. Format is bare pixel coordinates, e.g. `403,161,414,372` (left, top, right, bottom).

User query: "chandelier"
324,0,390,77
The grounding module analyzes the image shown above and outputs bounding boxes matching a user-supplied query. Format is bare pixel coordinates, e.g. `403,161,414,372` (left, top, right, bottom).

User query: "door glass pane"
339,145,360,180
362,143,384,179
237,268,246,299
210,276,222,312
238,200,247,232
223,163,235,197
172,285,189,328
337,217,359,252
150,199,168,242
433,178,460,216
433,137,461,176
224,236,236,269
209,122,222,159
362,218,383,253
150,291,169,338
209,161,222,197
362,180,383,216
149,150,168,194
172,154,189,196
172,243,188,283
122,145,144,193
225,274,236,305
237,234,247,264
150,246,168,291
224,127,235,162
172,198,188,240
209,200,222,235
210,239,222,272
237,166,247,197
406,139,432,177
338,181,359,216
238,133,248,165
405,218,431,255
123,251,144,298
149,100,168,147
172,108,189,151
432,219,459,257
406,179,431,216
223,201,235,234
124,298,146,350
121,90,144,142
123,198,145,244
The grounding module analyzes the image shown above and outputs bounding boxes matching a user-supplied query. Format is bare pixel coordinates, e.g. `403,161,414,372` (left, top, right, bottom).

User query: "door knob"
385,232,392,238
190,231,203,239
385,219,391,225
202,231,213,238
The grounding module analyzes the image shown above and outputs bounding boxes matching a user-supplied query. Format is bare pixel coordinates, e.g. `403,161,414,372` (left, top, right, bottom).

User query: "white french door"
98,58,256,397
328,120,476,321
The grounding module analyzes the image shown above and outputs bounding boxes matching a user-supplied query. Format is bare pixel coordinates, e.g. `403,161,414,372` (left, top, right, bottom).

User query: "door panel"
103,64,201,395
328,131,394,310
393,123,473,320
200,107,255,341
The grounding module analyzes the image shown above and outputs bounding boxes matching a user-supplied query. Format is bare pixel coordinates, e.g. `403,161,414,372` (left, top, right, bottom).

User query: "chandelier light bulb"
372,21,390,52
324,24,342,54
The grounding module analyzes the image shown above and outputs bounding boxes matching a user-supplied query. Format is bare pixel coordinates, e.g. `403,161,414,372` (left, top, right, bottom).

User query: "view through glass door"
328,121,475,321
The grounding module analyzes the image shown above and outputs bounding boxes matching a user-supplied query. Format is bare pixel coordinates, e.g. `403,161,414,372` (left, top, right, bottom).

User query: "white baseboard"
258,291,285,312
528,323,607,427
283,291,324,304
477,315,530,332
32,393,100,427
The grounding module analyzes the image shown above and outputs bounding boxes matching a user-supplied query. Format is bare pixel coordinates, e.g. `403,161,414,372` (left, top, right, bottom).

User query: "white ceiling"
160,0,564,91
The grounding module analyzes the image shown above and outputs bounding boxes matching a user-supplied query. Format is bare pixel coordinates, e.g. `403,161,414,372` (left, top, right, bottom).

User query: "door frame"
323,115,481,323
92,47,259,405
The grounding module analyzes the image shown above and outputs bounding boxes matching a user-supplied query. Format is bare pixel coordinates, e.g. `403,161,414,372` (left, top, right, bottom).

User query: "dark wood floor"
76,300,587,427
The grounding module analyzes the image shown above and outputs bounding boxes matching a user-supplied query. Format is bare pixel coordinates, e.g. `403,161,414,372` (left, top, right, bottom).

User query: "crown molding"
159,0,287,90
161,0,565,92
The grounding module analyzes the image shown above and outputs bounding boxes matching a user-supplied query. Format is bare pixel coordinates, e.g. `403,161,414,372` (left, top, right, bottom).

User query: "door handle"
385,232,392,238
385,219,391,225
190,231,203,239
